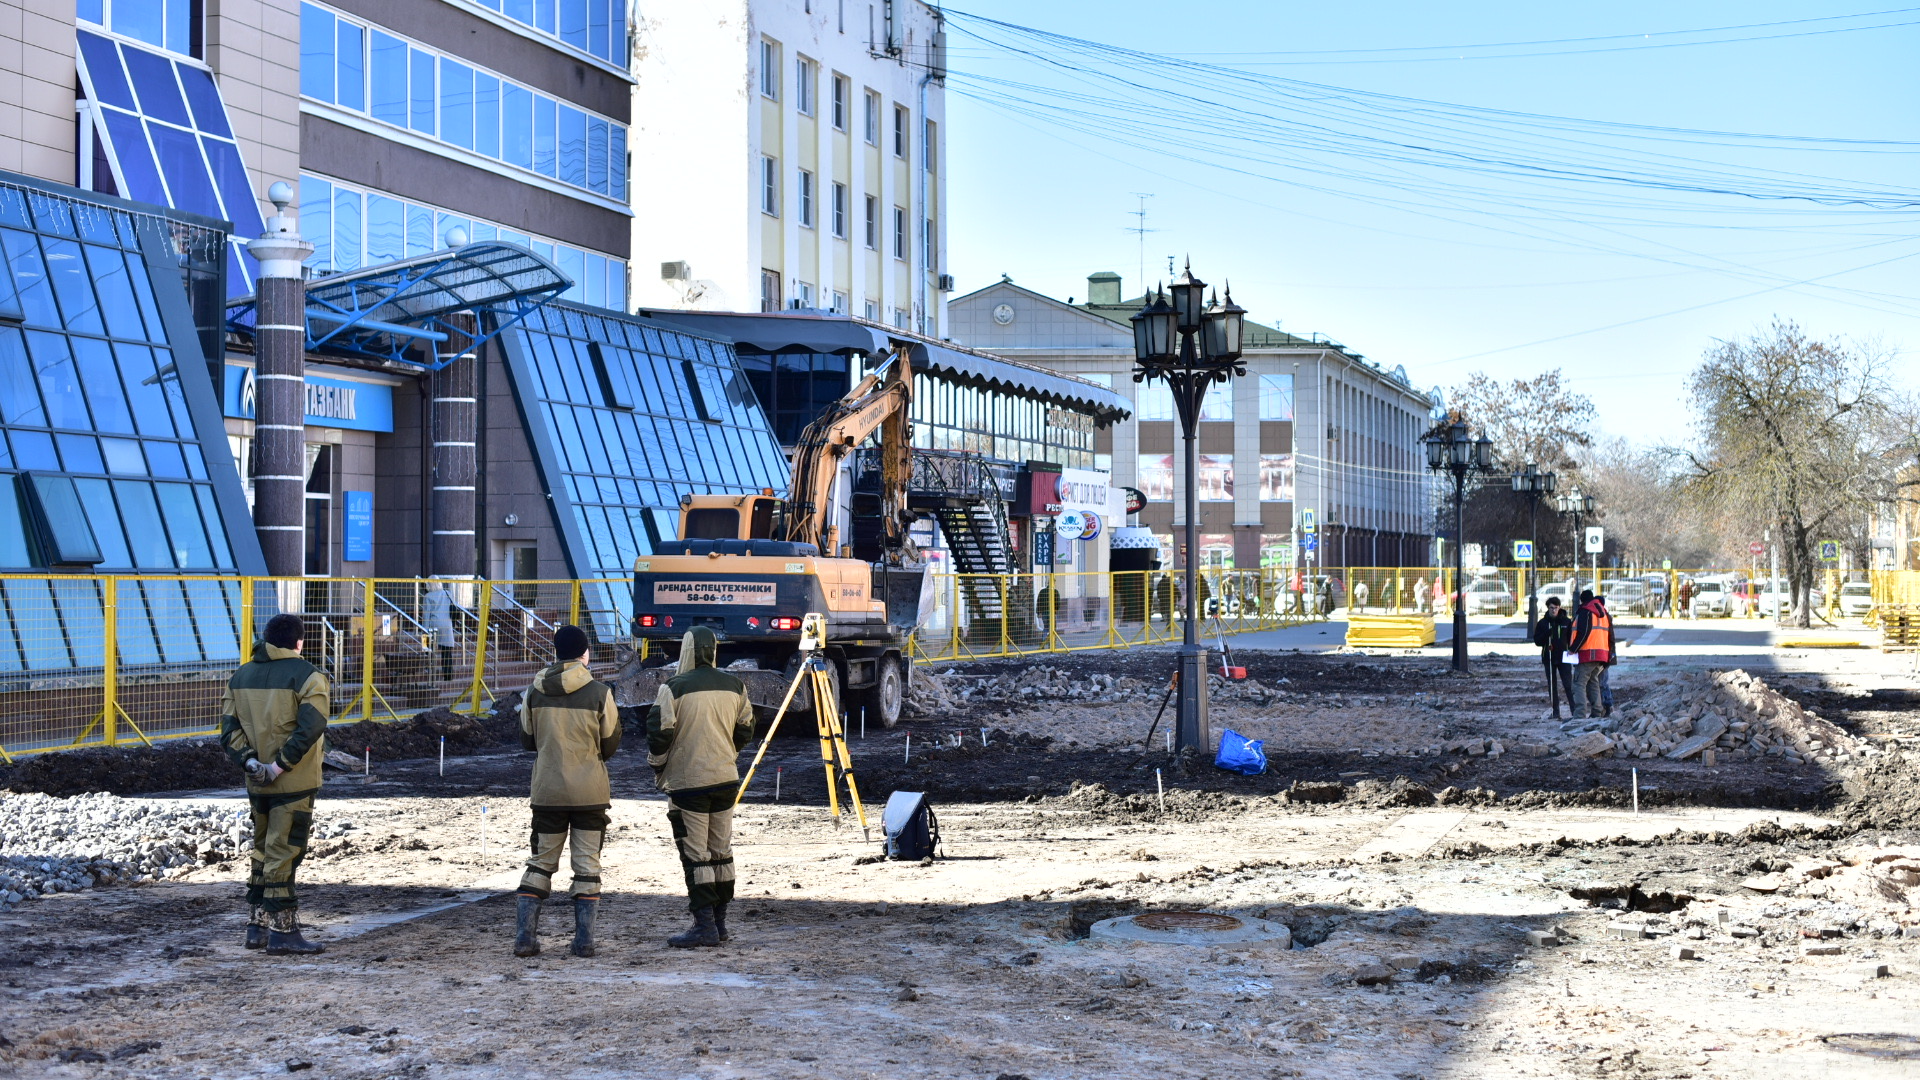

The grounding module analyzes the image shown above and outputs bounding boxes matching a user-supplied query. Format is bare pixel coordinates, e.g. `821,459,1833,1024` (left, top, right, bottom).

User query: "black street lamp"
1511,462,1557,637
1423,420,1495,673
1555,487,1596,592
1132,263,1246,755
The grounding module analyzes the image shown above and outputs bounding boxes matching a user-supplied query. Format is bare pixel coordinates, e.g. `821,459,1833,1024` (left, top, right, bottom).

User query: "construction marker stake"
981,727,989,747
858,709,865,740
1165,730,1173,754
1156,769,1166,812
363,747,370,778
439,736,445,777
480,804,488,858
904,733,911,764
1632,768,1640,815
776,767,783,802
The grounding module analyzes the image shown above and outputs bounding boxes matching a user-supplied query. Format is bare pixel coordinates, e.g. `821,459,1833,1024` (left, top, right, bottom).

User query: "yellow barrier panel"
1346,614,1437,649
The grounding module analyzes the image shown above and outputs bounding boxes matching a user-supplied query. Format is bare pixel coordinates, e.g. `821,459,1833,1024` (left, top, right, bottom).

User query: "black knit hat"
554,624,589,660
263,613,304,649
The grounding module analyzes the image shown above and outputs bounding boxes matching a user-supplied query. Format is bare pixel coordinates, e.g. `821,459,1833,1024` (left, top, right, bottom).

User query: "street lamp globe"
1168,262,1208,334
1423,434,1447,470
1447,421,1473,468
1130,288,1178,367
1201,286,1246,362
1473,435,1494,471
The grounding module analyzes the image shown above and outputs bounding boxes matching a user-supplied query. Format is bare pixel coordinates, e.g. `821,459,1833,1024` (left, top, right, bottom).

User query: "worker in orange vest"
1567,590,1614,719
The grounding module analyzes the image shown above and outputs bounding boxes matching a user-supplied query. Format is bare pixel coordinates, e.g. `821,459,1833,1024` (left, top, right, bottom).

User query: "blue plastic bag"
1214,728,1267,775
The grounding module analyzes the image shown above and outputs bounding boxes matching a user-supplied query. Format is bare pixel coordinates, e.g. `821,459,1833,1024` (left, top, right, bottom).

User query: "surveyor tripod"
737,648,870,838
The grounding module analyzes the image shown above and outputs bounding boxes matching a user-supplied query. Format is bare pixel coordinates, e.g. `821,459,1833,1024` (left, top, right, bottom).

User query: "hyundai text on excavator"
629,345,928,727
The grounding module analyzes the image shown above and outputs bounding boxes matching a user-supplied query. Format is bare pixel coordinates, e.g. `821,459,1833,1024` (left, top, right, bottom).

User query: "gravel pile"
940,665,1291,706
1548,669,1876,764
0,791,356,908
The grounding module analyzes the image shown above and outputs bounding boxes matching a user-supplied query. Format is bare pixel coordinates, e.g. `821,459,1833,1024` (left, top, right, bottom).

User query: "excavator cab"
679,491,785,542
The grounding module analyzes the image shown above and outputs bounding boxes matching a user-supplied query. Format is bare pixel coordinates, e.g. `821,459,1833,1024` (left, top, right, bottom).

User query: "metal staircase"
933,500,1011,620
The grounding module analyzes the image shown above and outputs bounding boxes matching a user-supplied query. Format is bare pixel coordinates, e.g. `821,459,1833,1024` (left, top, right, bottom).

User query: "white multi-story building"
631,1,948,336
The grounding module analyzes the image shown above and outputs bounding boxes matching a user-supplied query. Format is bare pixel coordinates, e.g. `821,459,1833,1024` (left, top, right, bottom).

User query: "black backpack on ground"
881,791,940,861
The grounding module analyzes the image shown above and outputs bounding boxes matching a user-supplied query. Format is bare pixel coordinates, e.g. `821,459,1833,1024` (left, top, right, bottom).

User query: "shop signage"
222,364,395,433
344,491,373,561
1057,510,1086,537
1122,487,1146,515
652,581,776,604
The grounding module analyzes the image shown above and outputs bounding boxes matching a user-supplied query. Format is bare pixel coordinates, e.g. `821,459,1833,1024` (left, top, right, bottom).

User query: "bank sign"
222,365,394,433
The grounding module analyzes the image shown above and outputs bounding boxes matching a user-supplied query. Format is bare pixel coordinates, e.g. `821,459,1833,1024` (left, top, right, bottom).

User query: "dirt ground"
6,647,1920,1079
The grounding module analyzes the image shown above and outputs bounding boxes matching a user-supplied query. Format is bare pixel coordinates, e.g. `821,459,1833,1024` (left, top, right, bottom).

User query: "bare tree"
1684,320,1905,626
1450,369,1597,474
1583,437,1719,567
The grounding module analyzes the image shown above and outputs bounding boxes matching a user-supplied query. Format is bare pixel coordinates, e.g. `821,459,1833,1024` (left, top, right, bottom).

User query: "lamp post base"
1176,646,1210,754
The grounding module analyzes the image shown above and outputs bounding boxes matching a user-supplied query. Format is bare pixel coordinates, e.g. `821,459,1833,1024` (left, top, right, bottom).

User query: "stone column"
431,311,479,578
244,182,313,579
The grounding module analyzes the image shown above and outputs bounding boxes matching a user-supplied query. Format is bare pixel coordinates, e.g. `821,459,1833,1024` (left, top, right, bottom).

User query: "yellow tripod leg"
826,707,870,834
735,654,812,804
813,665,842,822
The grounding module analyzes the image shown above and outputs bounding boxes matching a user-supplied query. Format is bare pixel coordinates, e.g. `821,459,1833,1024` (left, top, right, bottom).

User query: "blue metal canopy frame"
225,242,571,367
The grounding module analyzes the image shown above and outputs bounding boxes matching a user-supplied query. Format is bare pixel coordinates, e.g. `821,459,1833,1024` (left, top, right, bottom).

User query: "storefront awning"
640,310,1130,423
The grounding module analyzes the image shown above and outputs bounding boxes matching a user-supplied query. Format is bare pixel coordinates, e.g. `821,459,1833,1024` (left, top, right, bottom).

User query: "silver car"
1464,579,1515,614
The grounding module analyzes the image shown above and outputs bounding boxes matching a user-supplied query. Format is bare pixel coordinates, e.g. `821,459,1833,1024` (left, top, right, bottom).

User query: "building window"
1138,454,1174,502
924,118,936,171
797,169,815,227
892,205,906,259
923,217,935,270
831,183,848,238
1259,455,1295,501
1136,381,1173,421
759,38,779,99
1200,382,1233,421
893,104,909,158
831,290,849,314
795,57,816,115
795,281,815,309
1258,373,1294,420
79,0,196,58
761,155,779,215
1198,455,1234,501
831,74,850,130
864,90,880,145
761,269,782,312
864,196,879,249
863,299,879,321
891,307,908,329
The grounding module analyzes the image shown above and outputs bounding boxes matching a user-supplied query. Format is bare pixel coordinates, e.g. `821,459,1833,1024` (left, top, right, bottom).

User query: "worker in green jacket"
514,624,621,959
219,613,330,956
647,626,755,948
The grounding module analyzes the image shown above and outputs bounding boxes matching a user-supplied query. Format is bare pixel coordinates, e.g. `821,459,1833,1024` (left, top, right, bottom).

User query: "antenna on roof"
1125,193,1155,296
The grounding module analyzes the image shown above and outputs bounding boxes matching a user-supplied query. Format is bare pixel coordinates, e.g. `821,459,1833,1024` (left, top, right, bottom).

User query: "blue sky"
942,2,1920,449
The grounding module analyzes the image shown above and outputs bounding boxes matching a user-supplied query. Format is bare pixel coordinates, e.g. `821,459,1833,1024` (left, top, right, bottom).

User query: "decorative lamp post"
1131,264,1246,754
1511,462,1557,637
1422,420,1496,673
1556,487,1597,593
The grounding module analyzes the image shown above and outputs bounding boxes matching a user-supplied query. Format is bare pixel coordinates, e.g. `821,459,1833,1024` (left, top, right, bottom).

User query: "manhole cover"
1134,911,1244,932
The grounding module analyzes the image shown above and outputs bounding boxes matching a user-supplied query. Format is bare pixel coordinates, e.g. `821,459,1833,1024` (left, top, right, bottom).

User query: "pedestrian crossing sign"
1818,539,1840,561
1512,540,1534,562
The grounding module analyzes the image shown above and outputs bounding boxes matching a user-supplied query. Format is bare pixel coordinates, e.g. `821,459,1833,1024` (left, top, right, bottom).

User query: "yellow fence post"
360,578,377,721
240,576,254,653
101,577,118,748
464,584,493,713
568,580,581,627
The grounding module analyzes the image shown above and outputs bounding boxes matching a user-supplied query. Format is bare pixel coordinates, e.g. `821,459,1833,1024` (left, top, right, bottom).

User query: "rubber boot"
245,906,268,950
513,895,542,958
264,909,325,956
570,897,598,958
667,907,719,949
713,902,730,943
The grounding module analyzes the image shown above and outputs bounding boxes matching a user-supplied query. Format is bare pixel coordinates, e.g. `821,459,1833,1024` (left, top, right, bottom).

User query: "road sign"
1818,539,1840,561
1662,559,1672,571
1749,541,1765,556
1301,509,1316,534
1512,540,1534,562
1302,534,1318,553
1584,526,1604,554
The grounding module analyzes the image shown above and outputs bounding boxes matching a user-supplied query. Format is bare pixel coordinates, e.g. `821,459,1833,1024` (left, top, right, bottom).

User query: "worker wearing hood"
646,626,755,948
512,624,620,959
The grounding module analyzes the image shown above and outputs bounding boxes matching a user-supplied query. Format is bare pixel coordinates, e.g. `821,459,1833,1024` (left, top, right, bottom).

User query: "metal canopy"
226,242,571,367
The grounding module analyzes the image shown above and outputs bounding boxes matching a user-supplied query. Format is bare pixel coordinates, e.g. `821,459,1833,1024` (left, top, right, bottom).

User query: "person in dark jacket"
647,626,755,948
219,613,329,955
513,624,621,958
1532,596,1576,718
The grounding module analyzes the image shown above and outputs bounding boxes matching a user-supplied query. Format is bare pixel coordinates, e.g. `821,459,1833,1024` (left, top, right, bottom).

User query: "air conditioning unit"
937,273,955,291
660,261,691,281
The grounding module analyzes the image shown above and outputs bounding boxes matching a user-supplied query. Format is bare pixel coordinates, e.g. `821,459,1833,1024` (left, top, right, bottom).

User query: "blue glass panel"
440,60,473,149
115,581,164,665
40,239,104,335
115,343,177,437
0,483,30,572
156,350,193,434
148,122,222,221
0,187,26,228
144,440,188,478
583,253,605,308
409,48,436,134
83,244,142,341
195,486,232,567
534,96,557,177
78,31,135,110
333,187,362,270
146,579,201,662
123,46,190,126
561,0,588,49
185,578,240,661
556,246,586,303
536,0,555,33
57,433,104,473
182,441,205,479
503,83,532,168
73,479,130,569
177,65,234,138
73,338,134,435
204,138,265,237
587,117,607,195
100,109,166,209
590,0,609,58
11,430,58,470
609,125,626,201
226,242,252,298
125,242,164,340
370,32,407,125
74,202,119,245
114,480,173,568
25,330,91,428
608,261,625,309
114,1,166,50
28,191,76,237
505,0,533,23
473,74,500,158
52,580,107,670
405,203,435,256
367,194,403,264
300,3,336,101
300,175,332,270
7,580,71,669
166,0,192,56
77,0,104,23
0,230,61,329
558,106,587,187
155,482,212,567
336,20,365,111
532,239,553,263
470,223,497,243
101,437,144,473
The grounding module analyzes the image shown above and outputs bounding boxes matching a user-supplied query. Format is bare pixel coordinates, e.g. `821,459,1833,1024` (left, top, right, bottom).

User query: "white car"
1839,582,1874,619
1464,579,1516,614
1690,578,1732,618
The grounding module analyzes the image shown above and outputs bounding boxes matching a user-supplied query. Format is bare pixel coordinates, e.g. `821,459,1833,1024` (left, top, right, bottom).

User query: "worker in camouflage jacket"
219,613,329,955
514,624,621,958
647,626,755,948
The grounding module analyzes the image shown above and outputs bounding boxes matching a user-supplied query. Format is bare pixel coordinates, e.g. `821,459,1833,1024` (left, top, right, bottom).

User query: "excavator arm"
785,345,915,558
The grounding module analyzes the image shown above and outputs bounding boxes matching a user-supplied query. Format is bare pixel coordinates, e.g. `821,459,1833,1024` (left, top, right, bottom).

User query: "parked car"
1839,581,1875,619
1463,578,1516,615
1537,579,1585,608
1754,578,1828,617
1690,577,1732,618
1640,575,1671,615
1600,579,1652,616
